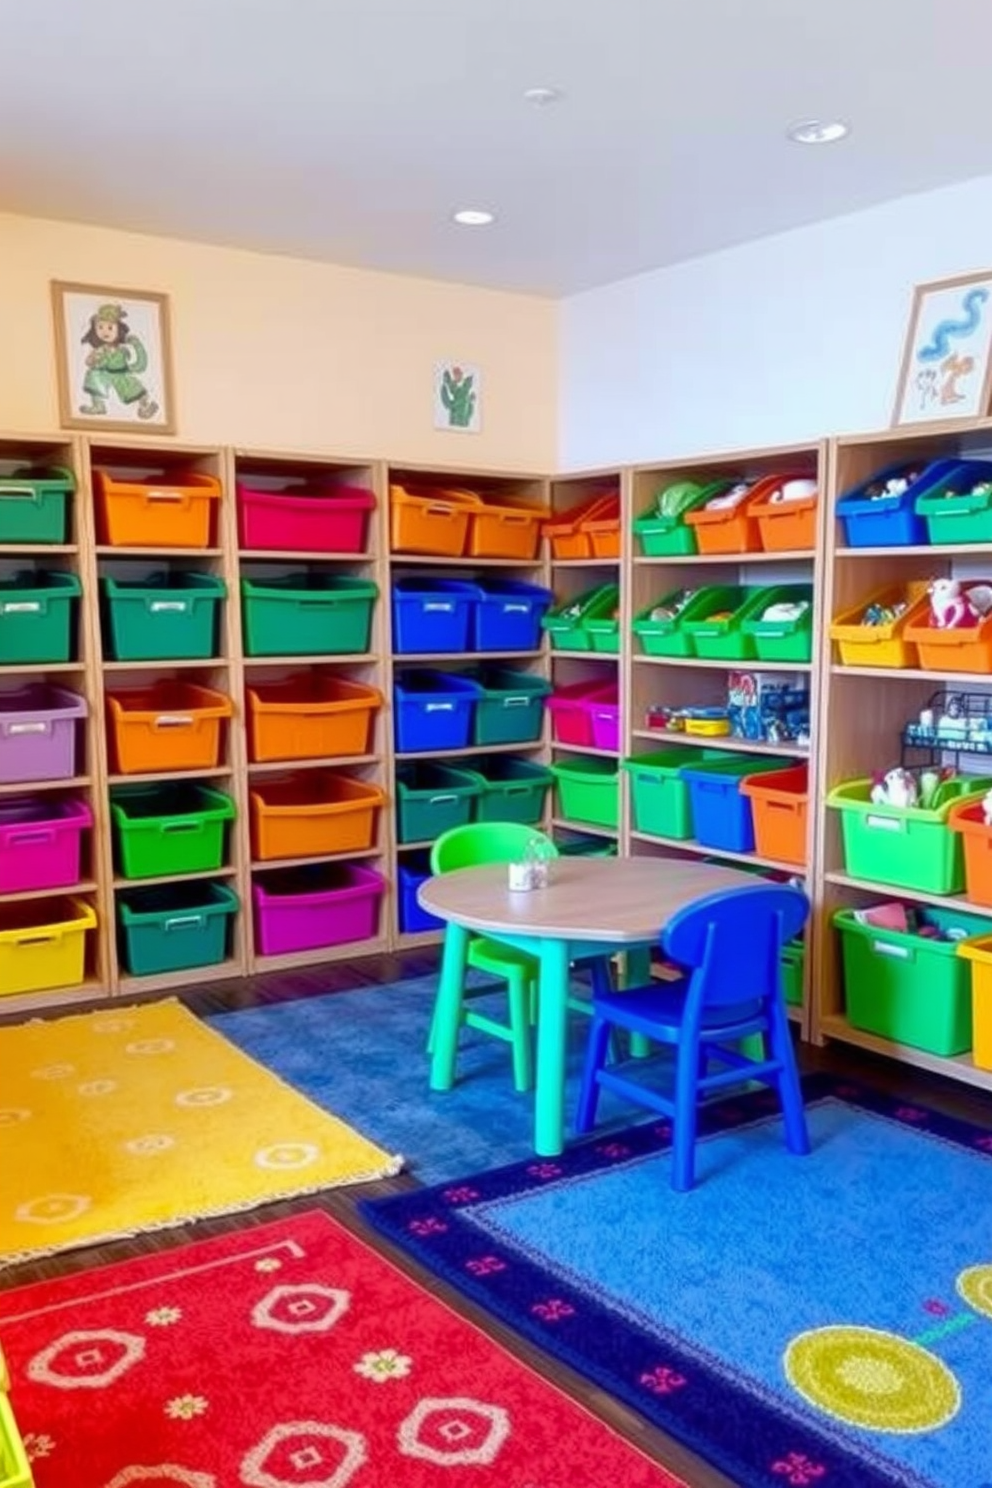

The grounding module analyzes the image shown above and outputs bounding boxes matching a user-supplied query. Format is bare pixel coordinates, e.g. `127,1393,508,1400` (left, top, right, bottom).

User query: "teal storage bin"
117,881,239,976
0,467,73,544
0,571,81,664
396,762,481,844
470,666,550,746
781,940,805,1007
542,584,619,653
241,572,377,656
471,757,554,825
102,572,226,661
622,746,725,839
742,585,815,663
682,587,766,661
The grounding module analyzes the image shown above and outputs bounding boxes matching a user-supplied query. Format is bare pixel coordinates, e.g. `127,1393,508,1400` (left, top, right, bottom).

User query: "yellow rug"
0,999,403,1268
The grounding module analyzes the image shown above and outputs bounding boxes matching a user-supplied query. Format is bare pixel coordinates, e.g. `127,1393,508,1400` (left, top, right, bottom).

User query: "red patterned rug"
0,1209,685,1487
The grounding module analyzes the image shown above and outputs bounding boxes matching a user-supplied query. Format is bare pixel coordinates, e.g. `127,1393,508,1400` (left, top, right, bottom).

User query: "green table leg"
623,945,652,1058
429,922,470,1092
534,937,571,1157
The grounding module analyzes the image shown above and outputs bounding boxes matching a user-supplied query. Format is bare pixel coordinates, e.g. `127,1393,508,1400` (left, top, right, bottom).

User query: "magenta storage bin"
0,796,92,894
253,863,385,956
589,694,621,752
0,684,87,784
548,680,618,748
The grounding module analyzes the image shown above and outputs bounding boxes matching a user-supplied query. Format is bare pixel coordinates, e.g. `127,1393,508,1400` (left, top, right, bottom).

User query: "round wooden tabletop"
418,855,759,943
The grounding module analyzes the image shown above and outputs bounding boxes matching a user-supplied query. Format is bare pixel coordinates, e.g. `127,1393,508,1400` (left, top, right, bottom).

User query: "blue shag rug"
362,1076,992,1488
208,974,675,1184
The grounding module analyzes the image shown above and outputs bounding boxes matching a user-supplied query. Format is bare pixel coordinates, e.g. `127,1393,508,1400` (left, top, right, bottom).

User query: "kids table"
419,855,756,1156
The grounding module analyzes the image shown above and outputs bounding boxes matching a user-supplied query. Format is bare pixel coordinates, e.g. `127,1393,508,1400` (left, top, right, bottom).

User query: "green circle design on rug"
957,1264,992,1320
785,1326,961,1433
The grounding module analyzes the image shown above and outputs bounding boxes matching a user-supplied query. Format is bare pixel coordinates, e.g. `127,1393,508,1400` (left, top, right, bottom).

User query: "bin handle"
423,602,455,613
8,721,49,736
0,485,42,501
865,814,905,834
0,601,42,614
146,490,187,504
161,820,201,833
165,914,205,931
9,827,56,845
502,603,529,613
153,714,195,729
149,600,190,614
502,696,530,708
427,793,458,804
425,503,457,516
872,940,912,960
424,702,455,713
17,932,61,946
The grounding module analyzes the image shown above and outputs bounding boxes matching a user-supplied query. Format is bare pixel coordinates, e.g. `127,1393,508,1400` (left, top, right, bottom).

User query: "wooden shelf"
630,728,807,757
550,740,619,759
819,1014,992,1093
832,664,992,683
0,979,109,1020
0,543,77,554
836,543,992,558
118,959,244,994
550,650,619,662
243,653,375,667
251,846,382,873
395,650,543,662
253,937,390,973
633,549,814,565
634,654,812,672
0,774,91,796
0,661,85,674
0,879,98,904
395,740,545,760
240,549,373,561
103,657,227,671
96,546,224,557
248,753,379,773
393,929,444,951
823,870,974,909
550,817,618,840
630,830,804,875
390,554,544,568
551,558,620,568
113,866,237,890
395,838,435,852
107,766,233,785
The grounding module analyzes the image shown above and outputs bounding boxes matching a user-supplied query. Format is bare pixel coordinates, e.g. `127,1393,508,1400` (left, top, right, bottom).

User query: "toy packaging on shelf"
727,671,810,746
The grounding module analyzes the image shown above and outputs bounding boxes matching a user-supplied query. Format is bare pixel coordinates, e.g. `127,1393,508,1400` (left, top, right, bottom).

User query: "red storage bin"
237,478,375,553
548,680,618,747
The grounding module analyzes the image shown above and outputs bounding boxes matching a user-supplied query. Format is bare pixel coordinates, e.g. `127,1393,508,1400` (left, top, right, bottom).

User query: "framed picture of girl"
51,282,176,434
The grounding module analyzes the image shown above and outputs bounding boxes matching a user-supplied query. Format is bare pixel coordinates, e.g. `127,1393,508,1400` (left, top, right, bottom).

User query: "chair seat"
593,985,762,1037
468,937,538,978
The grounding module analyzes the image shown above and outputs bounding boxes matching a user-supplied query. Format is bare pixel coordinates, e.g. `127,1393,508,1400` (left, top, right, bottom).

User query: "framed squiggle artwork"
893,270,992,427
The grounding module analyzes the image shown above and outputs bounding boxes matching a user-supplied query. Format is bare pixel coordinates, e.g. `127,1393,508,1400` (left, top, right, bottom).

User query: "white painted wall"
559,173,992,469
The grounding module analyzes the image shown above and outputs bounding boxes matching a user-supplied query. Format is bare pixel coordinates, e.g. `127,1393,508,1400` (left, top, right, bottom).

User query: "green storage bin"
0,570,80,664
551,755,619,829
584,591,621,654
241,573,377,656
111,783,236,879
471,758,553,825
556,832,617,858
622,746,726,839
632,587,732,658
682,586,767,661
470,666,551,746
117,881,239,977
827,777,987,894
101,571,226,661
742,584,815,663
915,465,992,545
396,763,481,844
834,905,991,1055
781,940,805,1007
542,584,619,653
632,481,732,557
0,467,73,545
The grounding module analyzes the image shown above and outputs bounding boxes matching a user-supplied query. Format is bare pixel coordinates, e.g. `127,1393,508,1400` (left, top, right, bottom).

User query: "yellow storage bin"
829,583,930,668
957,935,992,1070
0,896,96,997
0,1392,32,1488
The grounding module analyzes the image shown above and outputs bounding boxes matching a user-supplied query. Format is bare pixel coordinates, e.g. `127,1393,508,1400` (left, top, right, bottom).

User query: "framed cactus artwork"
434,361,482,433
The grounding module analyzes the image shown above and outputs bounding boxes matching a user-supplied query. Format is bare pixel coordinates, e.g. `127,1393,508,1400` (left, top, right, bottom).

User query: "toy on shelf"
852,901,971,941
860,598,908,627
904,691,992,759
867,473,919,501
869,767,919,808
726,670,810,746
648,588,695,623
644,704,731,738
904,578,992,671
927,577,992,630
760,597,810,624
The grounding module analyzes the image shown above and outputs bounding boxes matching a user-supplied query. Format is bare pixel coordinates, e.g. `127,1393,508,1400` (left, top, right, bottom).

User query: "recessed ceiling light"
788,119,849,145
452,208,496,226
524,86,562,107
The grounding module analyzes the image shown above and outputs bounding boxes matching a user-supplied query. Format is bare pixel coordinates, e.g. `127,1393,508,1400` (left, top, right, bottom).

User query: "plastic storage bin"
544,492,620,560
390,484,480,556
0,896,95,997
471,757,554,825
622,746,724,840
0,796,92,894
956,936,992,1069
752,477,819,552
742,585,815,663
680,756,786,853
397,853,445,934
94,468,222,549
111,784,235,879
0,466,73,545
391,577,477,654
472,579,552,653
914,459,992,546
550,756,619,829
0,1388,32,1488
584,599,621,654
118,881,238,977
253,863,385,955
395,762,481,843
632,587,725,658
781,941,805,1007
393,670,480,753
740,764,809,866
949,797,992,908
904,592,992,673
0,684,86,784
684,475,786,555
835,904,987,1055
250,773,383,861
471,666,550,746
632,481,732,558
242,572,377,656
468,499,548,561
237,476,375,553
829,583,930,669
547,679,617,748
589,691,621,752
246,675,381,762
542,584,619,652
827,776,986,893
0,571,80,664
682,587,767,661
101,572,226,661
106,682,232,775
835,461,946,548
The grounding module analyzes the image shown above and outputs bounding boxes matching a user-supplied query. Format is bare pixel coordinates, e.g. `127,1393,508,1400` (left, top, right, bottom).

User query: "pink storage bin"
547,680,618,747
237,478,375,553
590,697,621,753
0,684,87,784
0,797,93,894
253,863,385,956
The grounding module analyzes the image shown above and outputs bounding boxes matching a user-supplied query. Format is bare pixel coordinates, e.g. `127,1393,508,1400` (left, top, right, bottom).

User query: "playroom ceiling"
5,0,992,296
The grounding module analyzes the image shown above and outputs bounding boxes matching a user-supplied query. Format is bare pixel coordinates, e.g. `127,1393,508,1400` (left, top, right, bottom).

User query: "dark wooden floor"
3,952,992,1488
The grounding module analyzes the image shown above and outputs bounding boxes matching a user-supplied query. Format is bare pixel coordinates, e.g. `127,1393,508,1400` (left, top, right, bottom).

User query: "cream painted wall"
0,212,557,471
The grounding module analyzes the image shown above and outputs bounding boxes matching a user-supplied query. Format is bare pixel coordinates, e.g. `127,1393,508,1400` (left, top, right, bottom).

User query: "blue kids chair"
575,883,810,1191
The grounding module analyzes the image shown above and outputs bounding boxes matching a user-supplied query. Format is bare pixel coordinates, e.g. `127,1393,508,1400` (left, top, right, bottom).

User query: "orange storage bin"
94,469,222,548
250,772,385,861
246,674,382,763
750,476,819,552
904,593,992,674
390,484,481,556
468,500,549,561
684,474,794,555
949,798,992,907
544,492,620,561
740,764,809,867
106,682,232,775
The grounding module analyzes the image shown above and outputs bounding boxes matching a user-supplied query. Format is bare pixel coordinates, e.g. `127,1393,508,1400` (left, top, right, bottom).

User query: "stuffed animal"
929,578,977,630
870,767,919,809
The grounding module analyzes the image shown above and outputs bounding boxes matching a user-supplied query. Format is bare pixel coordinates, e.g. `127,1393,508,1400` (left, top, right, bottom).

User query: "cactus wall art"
434,361,482,432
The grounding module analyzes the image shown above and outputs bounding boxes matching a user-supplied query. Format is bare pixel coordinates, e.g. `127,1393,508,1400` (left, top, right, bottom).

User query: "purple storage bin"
0,797,93,894
590,700,621,753
0,684,87,784
253,863,385,956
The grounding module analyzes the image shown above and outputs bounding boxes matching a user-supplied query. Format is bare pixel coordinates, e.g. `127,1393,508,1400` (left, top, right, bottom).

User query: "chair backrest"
430,822,559,875
661,883,809,1010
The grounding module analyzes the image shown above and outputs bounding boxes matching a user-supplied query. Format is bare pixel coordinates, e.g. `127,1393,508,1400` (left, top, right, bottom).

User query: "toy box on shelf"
727,671,810,747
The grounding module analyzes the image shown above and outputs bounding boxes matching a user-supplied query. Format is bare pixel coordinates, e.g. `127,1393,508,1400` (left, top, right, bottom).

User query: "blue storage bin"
394,669,481,753
836,460,955,548
397,853,444,933
681,761,762,853
473,579,553,652
392,578,479,655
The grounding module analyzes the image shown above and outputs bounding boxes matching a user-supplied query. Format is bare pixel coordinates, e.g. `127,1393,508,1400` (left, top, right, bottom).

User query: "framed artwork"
51,281,176,434
893,270,992,427
434,361,481,433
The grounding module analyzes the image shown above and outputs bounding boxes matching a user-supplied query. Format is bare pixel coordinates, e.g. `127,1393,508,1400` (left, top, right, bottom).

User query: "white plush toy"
929,578,974,629
870,767,919,809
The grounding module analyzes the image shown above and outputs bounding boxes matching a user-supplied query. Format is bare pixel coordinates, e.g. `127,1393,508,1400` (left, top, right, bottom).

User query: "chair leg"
506,968,534,1094
575,1013,612,1134
671,1034,701,1192
770,1006,810,1157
